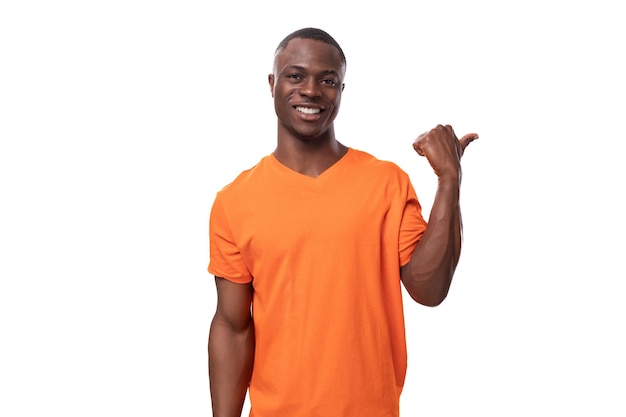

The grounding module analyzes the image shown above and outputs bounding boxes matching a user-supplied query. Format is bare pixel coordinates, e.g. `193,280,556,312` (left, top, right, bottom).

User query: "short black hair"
275,27,346,67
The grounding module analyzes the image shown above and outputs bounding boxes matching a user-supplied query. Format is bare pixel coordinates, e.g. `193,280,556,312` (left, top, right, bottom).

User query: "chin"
296,132,326,142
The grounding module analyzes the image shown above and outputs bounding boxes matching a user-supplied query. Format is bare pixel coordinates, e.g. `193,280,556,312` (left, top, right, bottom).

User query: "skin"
208,37,478,416
208,277,254,417
401,125,478,306
268,37,348,177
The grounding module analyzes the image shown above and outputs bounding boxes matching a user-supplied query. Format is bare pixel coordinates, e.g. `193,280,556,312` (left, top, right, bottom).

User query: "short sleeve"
207,194,253,284
398,181,428,267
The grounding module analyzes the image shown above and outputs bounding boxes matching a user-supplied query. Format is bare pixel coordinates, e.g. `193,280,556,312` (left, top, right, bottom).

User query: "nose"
299,78,322,98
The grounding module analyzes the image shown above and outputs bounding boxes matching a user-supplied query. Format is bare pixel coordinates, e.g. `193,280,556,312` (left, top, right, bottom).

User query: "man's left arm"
400,124,478,307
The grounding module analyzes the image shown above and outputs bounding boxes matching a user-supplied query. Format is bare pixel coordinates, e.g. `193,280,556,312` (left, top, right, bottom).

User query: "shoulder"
347,148,410,180
217,155,272,194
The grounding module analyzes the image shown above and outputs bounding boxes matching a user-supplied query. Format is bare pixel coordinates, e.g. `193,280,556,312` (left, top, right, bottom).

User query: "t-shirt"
209,148,427,417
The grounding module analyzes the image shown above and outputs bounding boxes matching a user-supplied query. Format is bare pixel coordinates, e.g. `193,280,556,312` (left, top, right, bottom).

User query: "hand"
412,124,478,179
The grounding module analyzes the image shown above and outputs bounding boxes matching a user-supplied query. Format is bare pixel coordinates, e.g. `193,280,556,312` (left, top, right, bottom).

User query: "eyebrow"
285,65,340,77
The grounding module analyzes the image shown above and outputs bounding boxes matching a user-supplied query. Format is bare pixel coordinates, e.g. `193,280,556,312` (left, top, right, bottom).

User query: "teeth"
296,106,321,115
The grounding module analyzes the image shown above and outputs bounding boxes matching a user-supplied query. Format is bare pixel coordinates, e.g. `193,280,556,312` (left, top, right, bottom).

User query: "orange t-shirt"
209,148,427,417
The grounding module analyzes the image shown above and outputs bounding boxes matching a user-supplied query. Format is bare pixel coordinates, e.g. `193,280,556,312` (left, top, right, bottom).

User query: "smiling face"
269,37,346,142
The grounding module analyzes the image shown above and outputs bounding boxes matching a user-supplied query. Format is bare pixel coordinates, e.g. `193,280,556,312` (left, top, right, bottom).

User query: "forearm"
401,177,462,306
208,317,255,417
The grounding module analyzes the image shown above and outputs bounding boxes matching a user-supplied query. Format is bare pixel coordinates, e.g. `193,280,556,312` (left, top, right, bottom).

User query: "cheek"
275,84,293,100
330,91,342,109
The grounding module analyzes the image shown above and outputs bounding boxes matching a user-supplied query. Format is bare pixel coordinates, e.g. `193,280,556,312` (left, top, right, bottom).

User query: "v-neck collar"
269,148,352,182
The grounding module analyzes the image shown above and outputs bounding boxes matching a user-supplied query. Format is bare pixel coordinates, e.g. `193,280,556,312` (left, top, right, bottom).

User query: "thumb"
459,133,479,154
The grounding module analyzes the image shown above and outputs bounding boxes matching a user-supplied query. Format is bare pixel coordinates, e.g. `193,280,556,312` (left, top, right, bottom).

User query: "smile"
295,106,321,115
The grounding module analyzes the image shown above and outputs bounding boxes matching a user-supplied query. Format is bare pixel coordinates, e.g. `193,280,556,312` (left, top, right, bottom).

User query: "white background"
1,0,624,415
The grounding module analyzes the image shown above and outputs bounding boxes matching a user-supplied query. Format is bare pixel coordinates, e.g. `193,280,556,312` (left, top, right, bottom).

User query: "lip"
293,105,324,120
294,104,324,111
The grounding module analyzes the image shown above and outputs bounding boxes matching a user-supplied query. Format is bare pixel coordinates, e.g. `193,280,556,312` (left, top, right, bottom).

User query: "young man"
208,27,478,417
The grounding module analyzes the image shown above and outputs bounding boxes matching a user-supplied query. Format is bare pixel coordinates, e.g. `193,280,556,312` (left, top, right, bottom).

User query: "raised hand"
412,124,478,179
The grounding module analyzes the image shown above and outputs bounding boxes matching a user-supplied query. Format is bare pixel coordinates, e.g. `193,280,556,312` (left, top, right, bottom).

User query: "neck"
273,128,348,178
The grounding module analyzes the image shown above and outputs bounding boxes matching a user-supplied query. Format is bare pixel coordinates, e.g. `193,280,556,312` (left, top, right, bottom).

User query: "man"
208,27,478,417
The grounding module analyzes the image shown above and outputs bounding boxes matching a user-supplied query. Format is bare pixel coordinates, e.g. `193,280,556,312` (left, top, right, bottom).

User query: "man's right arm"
208,277,255,417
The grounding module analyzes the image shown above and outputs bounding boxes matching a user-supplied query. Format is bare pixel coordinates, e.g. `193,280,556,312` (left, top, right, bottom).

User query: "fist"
413,124,478,178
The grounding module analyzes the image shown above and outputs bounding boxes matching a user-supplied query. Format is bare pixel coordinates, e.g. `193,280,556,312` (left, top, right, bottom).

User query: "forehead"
274,38,345,76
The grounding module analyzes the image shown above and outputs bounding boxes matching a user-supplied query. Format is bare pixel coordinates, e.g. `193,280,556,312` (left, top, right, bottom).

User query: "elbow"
408,288,449,307
402,269,452,307
401,257,458,307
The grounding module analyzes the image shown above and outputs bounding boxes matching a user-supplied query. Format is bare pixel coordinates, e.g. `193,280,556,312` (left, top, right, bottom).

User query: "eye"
286,74,303,81
322,79,338,87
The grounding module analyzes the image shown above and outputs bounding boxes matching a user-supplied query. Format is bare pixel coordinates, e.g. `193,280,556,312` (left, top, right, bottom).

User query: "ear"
268,74,275,97
341,83,345,92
